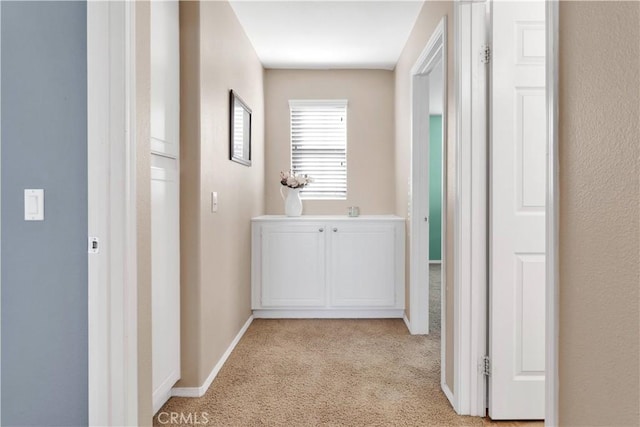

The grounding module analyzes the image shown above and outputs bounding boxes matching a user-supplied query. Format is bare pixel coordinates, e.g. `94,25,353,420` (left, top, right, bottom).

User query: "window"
289,99,347,200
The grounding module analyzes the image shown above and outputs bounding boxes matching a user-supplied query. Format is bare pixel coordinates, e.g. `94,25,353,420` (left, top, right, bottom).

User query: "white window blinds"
289,100,347,200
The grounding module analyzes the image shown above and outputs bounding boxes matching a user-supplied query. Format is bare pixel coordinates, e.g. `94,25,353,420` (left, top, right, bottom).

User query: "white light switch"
211,192,218,213
24,189,44,221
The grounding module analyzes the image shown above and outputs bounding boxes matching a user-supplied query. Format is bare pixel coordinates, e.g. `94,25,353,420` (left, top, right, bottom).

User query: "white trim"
0,4,3,421
469,1,488,417
410,18,446,76
453,0,489,416
288,99,348,108
153,370,180,414
252,309,404,319
409,69,429,335
403,314,411,332
454,3,471,414
171,316,254,398
124,3,139,423
88,1,138,425
428,260,442,264
87,6,109,422
408,16,447,337
442,380,458,412
545,1,559,426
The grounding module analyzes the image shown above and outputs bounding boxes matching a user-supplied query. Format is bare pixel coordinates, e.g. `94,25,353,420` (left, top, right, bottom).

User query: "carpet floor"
154,266,541,426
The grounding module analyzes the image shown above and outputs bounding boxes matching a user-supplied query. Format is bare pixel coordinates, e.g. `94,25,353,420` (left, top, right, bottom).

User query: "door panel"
261,224,326,307
328,224,396,307
150,0,179,157
490,0,546,420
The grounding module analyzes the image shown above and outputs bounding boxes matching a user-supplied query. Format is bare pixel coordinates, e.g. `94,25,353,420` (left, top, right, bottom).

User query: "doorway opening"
427,58,444,340
408,14,450,402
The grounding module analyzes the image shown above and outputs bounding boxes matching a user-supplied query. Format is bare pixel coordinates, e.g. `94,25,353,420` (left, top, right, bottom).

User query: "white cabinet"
252,216,405,318
151,160,180,412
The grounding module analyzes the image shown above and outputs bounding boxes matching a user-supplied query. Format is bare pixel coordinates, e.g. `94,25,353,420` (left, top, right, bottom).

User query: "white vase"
280,186,303,217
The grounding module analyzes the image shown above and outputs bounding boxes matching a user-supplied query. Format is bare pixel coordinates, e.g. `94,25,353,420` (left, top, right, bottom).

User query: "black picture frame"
229,90,252,166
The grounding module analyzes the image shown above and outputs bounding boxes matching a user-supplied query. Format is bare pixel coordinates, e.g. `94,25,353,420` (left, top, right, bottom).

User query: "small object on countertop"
348,206,360,217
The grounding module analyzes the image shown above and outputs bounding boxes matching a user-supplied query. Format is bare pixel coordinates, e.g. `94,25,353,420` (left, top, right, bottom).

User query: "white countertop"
252,215,405,221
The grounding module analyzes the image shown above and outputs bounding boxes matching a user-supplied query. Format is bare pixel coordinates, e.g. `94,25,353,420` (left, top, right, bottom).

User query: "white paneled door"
490,0,546,420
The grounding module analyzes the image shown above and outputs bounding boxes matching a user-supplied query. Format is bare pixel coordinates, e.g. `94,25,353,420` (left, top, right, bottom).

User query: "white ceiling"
229,1,425,70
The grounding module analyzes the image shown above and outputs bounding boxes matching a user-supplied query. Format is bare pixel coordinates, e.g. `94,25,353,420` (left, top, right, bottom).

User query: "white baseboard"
429,260,442,264
442,380,457,412
252,309,404,319
171,315,254,398
403,314,412,333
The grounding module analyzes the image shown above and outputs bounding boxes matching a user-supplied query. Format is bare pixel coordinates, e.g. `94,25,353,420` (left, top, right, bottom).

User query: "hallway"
156,318,477,426
154,268,542,426
154,268,476,426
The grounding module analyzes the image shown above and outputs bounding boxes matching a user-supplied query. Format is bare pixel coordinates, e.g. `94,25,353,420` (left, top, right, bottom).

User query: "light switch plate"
24,189,44,221
211,191,218,213
88,237,100,254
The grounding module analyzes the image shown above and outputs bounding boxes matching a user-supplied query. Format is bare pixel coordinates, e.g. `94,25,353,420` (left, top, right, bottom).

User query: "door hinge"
481,356,491,376
480,44,491,64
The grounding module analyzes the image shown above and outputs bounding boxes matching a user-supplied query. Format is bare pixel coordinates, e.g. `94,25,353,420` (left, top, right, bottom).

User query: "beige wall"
136,0,153,424
179,0,202,389
178,0,265,388
394,1,455,392
558,2,640,425
264,70,395,215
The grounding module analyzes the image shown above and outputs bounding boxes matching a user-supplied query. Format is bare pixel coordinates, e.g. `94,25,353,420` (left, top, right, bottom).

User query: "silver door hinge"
480,45,491,64
481,356,491,376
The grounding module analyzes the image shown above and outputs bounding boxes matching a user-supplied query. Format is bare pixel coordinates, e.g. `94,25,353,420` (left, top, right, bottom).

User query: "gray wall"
1,1,88,425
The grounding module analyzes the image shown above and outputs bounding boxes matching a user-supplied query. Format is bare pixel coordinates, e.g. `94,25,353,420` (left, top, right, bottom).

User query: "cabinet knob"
333,227,338,232
319,228,324,232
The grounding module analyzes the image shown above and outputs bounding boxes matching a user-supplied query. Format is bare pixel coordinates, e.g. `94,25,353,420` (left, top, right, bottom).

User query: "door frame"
453,1,489,416
0,4,3,422
87,1,139,425
408,13,450,401
545,1,560,425
409,16,447,336
455,0,560,421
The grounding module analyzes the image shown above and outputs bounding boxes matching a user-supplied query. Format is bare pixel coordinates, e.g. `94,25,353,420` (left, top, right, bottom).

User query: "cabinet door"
150,0,179,157
151,160,180,411
261,224,326,307
329,223,396,307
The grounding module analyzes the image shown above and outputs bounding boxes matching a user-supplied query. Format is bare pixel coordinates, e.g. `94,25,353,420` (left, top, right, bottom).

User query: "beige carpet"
154,266,540,426
155,318,482,427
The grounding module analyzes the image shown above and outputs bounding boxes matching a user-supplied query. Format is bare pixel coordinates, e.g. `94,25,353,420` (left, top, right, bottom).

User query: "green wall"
429,115,442,261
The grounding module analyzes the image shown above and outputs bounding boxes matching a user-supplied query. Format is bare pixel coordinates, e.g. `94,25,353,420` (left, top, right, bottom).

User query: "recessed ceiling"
229,1,425,70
